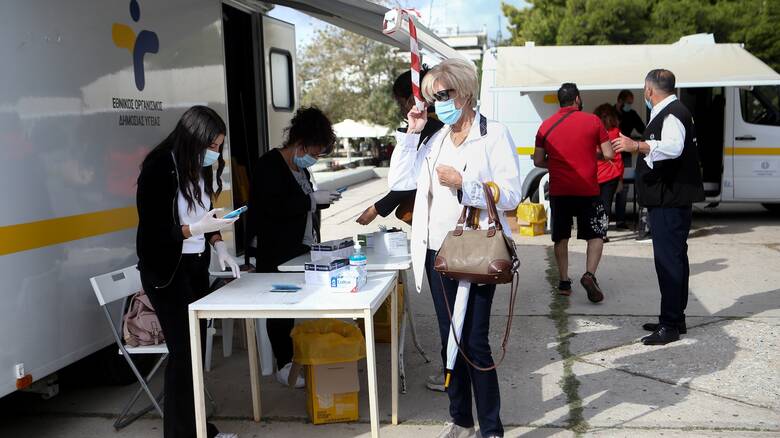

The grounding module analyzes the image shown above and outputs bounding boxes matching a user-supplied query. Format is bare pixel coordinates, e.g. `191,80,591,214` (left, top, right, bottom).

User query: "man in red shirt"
533,83,615,303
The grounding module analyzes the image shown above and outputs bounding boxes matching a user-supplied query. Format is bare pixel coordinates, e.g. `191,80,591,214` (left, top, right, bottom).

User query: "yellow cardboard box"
519,222,546,236
305,361,360,425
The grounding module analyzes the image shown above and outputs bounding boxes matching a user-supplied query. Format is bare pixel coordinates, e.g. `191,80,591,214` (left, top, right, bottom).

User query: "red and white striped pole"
383,8,425,111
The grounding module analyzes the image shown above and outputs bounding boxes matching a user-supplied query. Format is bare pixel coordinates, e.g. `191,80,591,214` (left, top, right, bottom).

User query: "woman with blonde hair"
388,58,521,438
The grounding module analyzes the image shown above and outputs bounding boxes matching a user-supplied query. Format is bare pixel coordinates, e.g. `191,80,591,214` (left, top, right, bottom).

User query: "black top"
617,105,646,138
136,148,217,289
636,99,704,207
374,118,445,217
249,148,328,272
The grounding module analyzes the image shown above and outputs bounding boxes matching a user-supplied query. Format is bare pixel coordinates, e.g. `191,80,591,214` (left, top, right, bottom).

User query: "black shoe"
635,231,652,242
642,322,687,334
641,326,680,345
603,236,610,243
580,272,604,303
558,279,572,296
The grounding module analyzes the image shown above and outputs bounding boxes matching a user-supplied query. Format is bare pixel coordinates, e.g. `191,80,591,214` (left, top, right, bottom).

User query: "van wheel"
762,203,780,214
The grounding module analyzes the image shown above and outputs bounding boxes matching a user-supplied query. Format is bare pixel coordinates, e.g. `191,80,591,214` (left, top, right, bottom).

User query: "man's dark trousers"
648,206,692,328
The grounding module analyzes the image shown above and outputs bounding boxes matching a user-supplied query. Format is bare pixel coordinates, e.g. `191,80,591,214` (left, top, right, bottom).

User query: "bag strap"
439,269,519,374
440,182,519,374
541,110,577,148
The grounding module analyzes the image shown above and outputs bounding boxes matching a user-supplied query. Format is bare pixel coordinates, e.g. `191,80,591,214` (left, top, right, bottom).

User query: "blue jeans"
426,250,503,437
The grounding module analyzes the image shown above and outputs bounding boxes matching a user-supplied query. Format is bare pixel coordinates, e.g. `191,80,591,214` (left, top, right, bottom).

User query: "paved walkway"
1,177,778,437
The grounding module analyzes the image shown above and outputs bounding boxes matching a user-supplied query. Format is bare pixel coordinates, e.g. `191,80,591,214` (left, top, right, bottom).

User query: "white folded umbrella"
444,280,470,388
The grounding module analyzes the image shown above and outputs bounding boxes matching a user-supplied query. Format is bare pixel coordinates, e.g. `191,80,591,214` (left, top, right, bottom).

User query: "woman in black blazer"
137,106,239,438
249,107,340,387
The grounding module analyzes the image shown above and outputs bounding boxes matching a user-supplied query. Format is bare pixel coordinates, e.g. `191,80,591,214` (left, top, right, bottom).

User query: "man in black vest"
611,69,704,345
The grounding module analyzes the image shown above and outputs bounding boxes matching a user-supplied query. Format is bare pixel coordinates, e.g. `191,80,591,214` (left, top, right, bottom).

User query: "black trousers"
648,207,692,328
142,252,218,438
599,177,620,219
425,250,503,437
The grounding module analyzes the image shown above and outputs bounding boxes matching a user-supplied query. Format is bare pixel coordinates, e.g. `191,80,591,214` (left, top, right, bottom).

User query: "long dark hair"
143,105,227,211
594,103,620,130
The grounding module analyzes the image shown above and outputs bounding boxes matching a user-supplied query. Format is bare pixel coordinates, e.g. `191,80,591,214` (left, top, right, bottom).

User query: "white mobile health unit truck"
0,0,458,398
479,34,780,212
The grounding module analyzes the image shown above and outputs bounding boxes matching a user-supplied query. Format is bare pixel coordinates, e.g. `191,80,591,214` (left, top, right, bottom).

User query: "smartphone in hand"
223,205,247,219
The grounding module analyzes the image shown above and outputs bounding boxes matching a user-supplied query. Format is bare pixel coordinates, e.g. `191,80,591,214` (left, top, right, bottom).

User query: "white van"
479,34,780,212
0,0,456,398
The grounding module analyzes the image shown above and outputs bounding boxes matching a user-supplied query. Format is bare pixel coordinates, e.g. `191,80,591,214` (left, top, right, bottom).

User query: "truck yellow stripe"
517,146,535,155
0,206,138,256
725,147,780,155
0,190,233,255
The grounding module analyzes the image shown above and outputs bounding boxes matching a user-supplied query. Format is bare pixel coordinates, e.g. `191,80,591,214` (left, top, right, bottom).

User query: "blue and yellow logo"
112,0,159,91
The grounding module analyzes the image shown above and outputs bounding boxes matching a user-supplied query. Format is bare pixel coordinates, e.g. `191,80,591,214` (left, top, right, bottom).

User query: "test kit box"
359,231,408,256
305,361,360,425
310,238,354,261
304,259,349,286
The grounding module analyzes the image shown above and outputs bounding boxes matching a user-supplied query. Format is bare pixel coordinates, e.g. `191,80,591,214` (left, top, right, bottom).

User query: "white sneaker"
436,422,475,438
215,434,238,438
275,362,305,388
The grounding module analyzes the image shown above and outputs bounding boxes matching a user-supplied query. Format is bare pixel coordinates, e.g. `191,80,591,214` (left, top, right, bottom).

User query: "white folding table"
278,247,431,392
188,272,399,438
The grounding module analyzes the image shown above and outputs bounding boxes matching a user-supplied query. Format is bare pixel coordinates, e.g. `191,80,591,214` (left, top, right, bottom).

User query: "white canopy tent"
265,0,467,63
332,119,391,160
496,34,780,91
333,119,391,139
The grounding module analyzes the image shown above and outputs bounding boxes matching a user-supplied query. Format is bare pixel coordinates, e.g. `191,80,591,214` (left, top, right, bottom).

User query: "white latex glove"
188,208,237,236
214,240,240,278
311,190,341,205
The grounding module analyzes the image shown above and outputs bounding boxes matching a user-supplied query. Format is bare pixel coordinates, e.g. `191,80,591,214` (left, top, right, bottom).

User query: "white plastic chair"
538,173,552,231
91,265,215,428
90,266,168,429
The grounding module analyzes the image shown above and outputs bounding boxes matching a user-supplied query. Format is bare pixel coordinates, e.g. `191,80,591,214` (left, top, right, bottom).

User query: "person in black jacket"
356,68,444,226
137,106,239,438
249,107,340,387
612,70,704,345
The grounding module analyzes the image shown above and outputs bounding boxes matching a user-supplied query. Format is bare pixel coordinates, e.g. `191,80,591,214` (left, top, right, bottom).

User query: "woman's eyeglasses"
432,89,456,102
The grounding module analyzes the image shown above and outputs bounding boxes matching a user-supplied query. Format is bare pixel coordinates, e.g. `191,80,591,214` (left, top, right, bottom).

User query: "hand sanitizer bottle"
348,239,368,291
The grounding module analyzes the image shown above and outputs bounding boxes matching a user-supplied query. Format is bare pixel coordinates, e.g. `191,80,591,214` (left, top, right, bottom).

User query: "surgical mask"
202,149,219,167
434,99,463,125
622,104,632,112
645,98,653,110
293,150,318,168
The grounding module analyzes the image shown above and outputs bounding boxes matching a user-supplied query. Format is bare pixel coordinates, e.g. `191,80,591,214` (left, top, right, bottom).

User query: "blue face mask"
434,99,463,125
202,149,219,167
293,150,318,169
645,97,653,110
622,103,632,112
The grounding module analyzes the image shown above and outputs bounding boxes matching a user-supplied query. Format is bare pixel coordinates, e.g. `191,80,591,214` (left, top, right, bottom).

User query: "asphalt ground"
2,176,778,437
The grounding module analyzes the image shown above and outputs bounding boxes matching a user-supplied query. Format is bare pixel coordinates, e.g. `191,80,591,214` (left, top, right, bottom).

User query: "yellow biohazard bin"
517,200,547,236
291,319,366,424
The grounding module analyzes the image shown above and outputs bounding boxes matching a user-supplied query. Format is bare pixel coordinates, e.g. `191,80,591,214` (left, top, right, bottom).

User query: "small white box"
366,231,408,257
331,268,367,293
310,238,354,261
304,259,349,286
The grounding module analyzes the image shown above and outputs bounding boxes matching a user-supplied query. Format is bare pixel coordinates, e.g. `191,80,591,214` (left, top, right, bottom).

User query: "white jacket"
388,113,522,292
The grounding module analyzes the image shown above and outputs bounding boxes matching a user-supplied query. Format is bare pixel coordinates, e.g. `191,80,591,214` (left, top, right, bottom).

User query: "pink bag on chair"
123,291,165,347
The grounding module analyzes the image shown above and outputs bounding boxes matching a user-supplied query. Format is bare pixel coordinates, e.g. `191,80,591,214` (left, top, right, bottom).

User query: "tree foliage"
298,26,406,128
501,0,780,72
